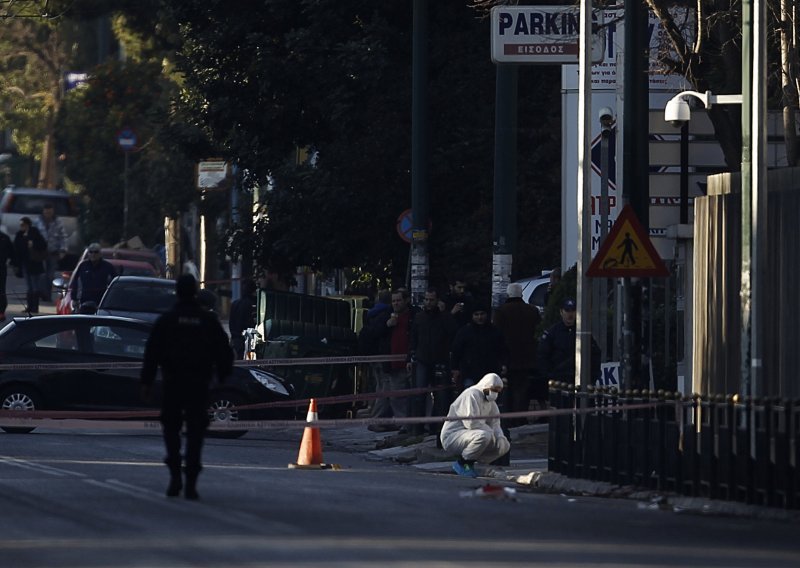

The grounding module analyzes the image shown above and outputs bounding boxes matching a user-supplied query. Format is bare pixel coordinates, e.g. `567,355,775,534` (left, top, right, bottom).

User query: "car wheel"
0,386,41,434
207,392,248,439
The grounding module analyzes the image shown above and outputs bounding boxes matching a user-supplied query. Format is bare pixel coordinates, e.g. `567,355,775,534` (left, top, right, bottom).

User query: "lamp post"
663,85,764,400
595,107,614,363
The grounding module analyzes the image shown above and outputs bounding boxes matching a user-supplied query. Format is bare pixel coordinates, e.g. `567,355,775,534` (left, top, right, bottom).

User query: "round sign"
117,127,138,151
396,209,413,243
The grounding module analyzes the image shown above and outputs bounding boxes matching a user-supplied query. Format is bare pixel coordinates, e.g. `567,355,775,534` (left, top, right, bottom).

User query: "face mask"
484,391,499,402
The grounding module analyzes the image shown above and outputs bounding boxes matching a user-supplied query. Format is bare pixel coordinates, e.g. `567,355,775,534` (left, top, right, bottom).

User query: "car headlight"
248,369,290,396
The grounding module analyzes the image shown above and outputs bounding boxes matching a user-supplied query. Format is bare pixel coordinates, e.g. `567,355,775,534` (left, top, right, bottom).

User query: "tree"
0,1,69,187
162,0,562,292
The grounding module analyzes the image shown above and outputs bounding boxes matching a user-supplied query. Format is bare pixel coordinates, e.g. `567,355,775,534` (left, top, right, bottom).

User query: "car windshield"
8,194,75,216
101,284,176,313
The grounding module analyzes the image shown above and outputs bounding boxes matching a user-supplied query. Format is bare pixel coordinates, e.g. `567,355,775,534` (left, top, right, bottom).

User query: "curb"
513,470,800,522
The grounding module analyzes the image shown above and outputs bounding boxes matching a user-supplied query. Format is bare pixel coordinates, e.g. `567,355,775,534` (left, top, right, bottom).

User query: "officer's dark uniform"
140,276,233,499
536,320,601,383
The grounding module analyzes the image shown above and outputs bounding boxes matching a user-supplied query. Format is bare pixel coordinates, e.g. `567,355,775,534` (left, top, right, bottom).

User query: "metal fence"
547,382,799,509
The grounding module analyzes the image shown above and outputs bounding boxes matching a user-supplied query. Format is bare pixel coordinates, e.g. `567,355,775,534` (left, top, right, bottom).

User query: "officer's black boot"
184,466,201,501
165,458,182,497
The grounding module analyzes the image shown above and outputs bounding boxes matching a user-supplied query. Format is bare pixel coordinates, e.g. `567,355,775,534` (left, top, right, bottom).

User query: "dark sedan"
96,276,176,323
0,315,294,436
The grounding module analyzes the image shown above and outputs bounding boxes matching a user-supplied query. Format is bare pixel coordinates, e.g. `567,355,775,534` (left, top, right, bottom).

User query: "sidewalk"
322,419,800,521
4,273,58,320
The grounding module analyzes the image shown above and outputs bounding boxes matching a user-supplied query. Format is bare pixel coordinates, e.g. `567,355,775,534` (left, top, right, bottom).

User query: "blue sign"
117,128,137,151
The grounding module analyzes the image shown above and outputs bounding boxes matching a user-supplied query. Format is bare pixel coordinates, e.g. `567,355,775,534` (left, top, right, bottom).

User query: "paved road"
1,428,799,567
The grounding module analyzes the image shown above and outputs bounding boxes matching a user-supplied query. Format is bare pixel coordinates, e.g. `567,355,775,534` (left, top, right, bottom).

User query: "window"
26,330,80,351
90,325,149,358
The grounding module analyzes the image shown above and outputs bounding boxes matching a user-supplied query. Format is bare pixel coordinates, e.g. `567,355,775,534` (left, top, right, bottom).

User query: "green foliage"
164,0,562,290
56,59,197,244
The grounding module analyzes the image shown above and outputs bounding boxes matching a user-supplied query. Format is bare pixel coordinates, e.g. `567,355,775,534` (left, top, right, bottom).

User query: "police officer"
140,274,233,500
536,298,601,384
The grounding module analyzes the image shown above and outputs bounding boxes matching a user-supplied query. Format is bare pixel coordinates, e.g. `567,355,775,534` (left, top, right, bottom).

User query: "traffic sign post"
116,128,138,240
586,205,669,278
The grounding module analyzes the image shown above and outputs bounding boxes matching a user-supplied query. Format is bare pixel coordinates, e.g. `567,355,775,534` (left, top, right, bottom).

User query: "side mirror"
52,277,67,291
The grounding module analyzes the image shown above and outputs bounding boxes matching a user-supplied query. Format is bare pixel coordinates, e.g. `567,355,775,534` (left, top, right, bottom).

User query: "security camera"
664,97,691,127
598,107,614,129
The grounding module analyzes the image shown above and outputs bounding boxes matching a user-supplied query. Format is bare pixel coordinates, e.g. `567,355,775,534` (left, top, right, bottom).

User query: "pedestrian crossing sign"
586,205,669,278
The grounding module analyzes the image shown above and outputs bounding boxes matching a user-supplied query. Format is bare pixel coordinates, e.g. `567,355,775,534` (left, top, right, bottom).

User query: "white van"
0,187,82,253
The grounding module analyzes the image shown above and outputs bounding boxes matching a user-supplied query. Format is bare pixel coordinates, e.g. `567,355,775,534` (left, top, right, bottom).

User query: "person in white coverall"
440,373,511,477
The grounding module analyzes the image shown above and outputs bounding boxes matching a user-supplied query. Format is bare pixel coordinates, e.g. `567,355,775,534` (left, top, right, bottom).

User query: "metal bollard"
600,387,619,483
771,398,791,509
715,395,736,501
679,395,700,497
662,393,683,492
733,395,755,504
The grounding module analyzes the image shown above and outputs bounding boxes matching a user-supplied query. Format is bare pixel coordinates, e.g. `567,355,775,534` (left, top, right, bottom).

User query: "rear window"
101,283,176,313
7,194,76,216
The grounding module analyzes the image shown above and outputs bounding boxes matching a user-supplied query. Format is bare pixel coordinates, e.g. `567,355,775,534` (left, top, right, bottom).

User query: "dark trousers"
160,395,210,474
412,362,450,434
505,368,535,426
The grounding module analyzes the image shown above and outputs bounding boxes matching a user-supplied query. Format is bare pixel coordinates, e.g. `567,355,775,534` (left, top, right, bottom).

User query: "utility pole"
491,65,518,309
410,0,429,306
621,0,650,390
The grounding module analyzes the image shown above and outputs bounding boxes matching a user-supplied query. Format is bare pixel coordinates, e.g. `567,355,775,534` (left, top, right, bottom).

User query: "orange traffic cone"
289,399,328,469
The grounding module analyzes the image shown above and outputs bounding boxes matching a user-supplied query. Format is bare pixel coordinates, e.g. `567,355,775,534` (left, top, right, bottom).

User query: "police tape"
0,354,407,371
0,402,659,430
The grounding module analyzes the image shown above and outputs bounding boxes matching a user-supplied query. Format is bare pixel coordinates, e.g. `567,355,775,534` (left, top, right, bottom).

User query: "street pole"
492,64,518,310
410,0,429,307
622,0,650,390
740,0,767,400
231,164,241,303
596,113,612,361
575,0,593,388
123,150,129,242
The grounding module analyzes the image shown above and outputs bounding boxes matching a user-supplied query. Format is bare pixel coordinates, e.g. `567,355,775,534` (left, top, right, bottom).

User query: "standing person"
443,277,474,329
140,275,234,500
12,217,47,314
0,230,15,321
69,243,116,310
368,289,412,431
536,298,601,384
440,373,510,477
493,282,542,425
408,287,458,436
229,279,257,358
450,302,507,389
358,289,392,428
33,202,68,302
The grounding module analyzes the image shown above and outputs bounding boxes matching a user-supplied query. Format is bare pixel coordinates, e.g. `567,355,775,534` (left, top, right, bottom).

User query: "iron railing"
547,382,799,509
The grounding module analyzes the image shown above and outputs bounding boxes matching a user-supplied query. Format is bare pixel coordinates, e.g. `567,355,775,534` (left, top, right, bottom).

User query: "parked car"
96,276,176,323
54,260,160,315
511,271,554,314
0,315,294,436
0,186,82,253
76,247,166,278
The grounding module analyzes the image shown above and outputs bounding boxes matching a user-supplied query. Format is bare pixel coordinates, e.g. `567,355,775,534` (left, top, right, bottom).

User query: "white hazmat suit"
440,373,511,463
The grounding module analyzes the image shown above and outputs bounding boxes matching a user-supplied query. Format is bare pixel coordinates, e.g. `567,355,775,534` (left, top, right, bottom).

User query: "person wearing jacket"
0,230,15,320
365,289,413,429
493,282,542,424
12,217,48,314
140,275,234,500
450,302,507,389
34,202,68,301
440,373,510,477
536,297,601,384
408,287,458,436
69,243,116,309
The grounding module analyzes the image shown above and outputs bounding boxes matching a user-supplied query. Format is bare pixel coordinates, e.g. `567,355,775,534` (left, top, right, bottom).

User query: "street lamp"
596,107,614,362
664,90,743,126
662,88,763,401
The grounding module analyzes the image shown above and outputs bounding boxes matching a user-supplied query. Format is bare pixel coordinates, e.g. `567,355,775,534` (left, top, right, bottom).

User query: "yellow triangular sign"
586,205,669,278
